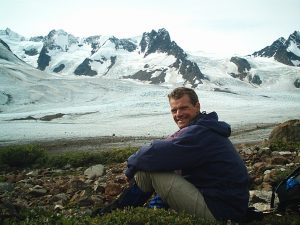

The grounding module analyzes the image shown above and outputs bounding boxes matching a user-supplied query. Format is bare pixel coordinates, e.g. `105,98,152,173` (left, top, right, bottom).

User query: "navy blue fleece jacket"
125,112,249,221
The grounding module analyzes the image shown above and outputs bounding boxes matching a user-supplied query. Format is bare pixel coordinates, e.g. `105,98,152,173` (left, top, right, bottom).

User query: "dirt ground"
0,122,277,153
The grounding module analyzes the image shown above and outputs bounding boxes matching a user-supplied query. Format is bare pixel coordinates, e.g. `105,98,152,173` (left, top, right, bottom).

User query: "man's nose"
176,109,183,117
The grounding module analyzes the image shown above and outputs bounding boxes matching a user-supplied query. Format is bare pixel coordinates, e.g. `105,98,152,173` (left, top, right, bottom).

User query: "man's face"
169,94,200,129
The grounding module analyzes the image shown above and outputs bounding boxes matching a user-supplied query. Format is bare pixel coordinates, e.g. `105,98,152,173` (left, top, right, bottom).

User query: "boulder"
269,119,300,143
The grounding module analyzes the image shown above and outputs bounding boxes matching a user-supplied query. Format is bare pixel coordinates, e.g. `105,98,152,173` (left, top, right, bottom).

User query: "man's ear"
196,102,200,111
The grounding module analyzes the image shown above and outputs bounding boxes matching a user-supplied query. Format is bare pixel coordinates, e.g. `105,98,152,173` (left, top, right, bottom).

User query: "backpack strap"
290,166,300,178
271,185,276,209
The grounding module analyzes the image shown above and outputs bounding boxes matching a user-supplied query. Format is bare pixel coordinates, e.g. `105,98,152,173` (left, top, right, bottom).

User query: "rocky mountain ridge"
1,28,299,89
224,31,300,86
252,31,300,67
0,28,204,87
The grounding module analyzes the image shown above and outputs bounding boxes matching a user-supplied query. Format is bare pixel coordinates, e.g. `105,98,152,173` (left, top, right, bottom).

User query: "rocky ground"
0,120,299,221
0,162,129,218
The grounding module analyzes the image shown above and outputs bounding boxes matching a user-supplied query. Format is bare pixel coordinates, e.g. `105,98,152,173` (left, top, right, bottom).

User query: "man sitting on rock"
93,87,250,222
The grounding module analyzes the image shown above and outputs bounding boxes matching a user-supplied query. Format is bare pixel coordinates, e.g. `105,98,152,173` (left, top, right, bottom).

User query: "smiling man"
169,90,200,129
94,87,250,222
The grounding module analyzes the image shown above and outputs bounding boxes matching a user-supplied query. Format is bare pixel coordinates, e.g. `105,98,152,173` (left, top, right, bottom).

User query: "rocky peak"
252,30,300,67
252,38,286,57
140,28,172,56
274,30,300,66
229,57,262,85
47,29,68,39
123,28,204,87
84,35,102,55
29,36,44,42
108,36,137,52
84,35,101,45
37,30,79,70
44,29,78,50
287,31,300,45
0,28,25,41
140,28,187,60
230,57,251,73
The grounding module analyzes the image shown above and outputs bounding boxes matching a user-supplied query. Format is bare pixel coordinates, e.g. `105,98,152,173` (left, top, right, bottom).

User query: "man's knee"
134,171,155,193
134,171,176,193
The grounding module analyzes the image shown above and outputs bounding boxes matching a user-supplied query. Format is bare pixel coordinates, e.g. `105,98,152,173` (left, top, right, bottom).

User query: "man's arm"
125,128,210,179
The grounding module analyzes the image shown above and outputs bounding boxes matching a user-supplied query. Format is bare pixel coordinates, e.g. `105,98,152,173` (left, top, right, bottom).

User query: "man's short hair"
168,87,199,106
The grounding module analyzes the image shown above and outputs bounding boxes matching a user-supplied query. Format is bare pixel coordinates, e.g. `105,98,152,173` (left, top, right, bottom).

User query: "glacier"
0,29,299,146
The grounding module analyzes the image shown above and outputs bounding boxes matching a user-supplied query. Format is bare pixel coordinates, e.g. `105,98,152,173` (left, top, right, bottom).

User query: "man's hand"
126,176,135,185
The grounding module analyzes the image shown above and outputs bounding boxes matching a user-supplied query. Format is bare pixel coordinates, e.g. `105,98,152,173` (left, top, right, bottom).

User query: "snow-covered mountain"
0,28,299,144
0,28,204,87
1,28,299,89
252,31,300,67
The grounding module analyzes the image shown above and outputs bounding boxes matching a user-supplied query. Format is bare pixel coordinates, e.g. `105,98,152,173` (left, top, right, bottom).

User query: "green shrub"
0,145,47,168
104,147,138,164
270,165,299,186
269,141,300,152
47,151,100,168
1,207,99,225
47,147,138,168
0,175,5,182
100,207,218,225
2,207,218,225
0,145,138,169
248,212,300,225
2,206,300,225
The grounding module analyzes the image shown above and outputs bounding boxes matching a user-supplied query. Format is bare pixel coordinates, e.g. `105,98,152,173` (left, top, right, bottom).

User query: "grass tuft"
0,145,138,169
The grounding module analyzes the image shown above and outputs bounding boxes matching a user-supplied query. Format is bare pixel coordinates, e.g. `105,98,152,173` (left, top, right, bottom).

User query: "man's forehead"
169,95,192,104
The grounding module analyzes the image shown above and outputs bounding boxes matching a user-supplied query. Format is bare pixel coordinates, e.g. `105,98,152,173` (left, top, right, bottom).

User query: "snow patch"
287,41,300,57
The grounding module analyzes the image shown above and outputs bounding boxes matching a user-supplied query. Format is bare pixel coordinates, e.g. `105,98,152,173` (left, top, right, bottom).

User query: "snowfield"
0,55,299,145
0,29,299,145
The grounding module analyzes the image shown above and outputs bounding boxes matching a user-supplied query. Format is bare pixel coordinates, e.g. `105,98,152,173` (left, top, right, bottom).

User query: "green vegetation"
248,213,300,225
2,207,300,225
46,146,138,168
271,166,298,185
0,175,5,182
0,145,138,169
0,144,47,168
269,141,300,152
2,207,218,225
99,207,218,225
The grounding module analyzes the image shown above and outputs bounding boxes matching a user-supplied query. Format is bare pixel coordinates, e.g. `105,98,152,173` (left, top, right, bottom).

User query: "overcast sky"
1,0,299,56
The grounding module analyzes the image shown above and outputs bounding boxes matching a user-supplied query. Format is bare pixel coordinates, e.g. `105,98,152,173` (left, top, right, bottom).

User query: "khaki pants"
135,171,215,221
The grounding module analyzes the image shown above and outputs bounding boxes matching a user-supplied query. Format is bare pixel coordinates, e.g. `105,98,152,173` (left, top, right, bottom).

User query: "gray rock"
53,193,69,203
269,119,300,143
250,190,275,211
28,185,47,196
0,182,14,192
84,164,105,179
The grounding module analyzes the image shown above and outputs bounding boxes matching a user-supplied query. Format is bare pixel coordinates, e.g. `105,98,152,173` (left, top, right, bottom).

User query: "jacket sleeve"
125,126,210,178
